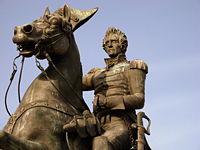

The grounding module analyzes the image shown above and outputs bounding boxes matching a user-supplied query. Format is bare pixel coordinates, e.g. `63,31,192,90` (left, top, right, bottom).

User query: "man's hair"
102,27,128,53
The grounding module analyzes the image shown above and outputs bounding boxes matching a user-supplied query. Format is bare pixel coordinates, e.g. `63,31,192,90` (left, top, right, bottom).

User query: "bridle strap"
18,56,25,103
45,52,89,110
35,58,83,114
35,31,89,111
35,33,65,50
4,55,21,116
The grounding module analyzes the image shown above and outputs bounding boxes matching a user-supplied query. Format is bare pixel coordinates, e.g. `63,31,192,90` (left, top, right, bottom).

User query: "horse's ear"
63,4,71,22
44,7,51,16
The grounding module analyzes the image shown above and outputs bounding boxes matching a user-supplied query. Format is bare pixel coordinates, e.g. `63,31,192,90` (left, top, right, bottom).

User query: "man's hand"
93,94,125,110
93,94,106,111
63,110,101,138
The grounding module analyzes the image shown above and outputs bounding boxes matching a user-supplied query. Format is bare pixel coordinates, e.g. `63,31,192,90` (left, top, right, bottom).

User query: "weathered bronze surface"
0,4,151,150
0,4,98,150
81,27,151,150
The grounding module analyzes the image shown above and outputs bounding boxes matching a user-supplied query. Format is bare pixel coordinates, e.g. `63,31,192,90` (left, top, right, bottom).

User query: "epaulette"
129,59,148,73
87,67,100,74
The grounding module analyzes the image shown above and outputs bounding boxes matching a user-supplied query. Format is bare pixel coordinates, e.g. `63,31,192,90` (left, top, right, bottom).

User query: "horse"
0,4,98,150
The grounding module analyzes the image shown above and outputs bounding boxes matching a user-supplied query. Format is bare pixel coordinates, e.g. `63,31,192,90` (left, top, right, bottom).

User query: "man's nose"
108,41,113,48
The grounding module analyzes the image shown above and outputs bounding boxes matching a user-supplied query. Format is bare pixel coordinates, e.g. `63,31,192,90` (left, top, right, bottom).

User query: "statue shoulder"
87,67,101,74
129,59,148,73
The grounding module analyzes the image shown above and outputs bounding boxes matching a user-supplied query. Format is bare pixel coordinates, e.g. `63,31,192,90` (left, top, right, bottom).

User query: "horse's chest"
4,100,73,134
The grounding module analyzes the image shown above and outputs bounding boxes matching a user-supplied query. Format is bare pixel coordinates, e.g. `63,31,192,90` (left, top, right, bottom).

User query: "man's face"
104,34,122,58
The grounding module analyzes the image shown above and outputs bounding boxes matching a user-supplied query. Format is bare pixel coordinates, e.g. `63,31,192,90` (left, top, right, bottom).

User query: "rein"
35,32,89,112
18,57,25,103
5,55,25,116
35,58,82,114
45,53,88,108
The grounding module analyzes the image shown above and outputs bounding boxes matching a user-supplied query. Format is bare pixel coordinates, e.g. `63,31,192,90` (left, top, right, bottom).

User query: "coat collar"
104,54,127,68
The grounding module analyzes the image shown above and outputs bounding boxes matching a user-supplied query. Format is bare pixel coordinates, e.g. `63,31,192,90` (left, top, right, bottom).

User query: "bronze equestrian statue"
0,4,98,150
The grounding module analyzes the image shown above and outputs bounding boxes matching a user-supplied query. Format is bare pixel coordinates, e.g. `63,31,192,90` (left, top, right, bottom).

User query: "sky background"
0,0,200,150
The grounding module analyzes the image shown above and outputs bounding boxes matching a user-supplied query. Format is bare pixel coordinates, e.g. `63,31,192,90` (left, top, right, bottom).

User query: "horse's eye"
49,17,60,25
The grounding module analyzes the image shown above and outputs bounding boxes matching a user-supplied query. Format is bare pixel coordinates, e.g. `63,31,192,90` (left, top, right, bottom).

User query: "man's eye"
105,41,109,45
111,40,117,44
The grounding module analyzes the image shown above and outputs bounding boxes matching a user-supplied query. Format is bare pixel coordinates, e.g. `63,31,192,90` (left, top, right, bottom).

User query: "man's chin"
108,53,118,58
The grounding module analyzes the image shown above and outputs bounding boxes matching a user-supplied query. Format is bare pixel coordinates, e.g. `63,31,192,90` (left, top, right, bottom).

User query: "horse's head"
13,4,98,59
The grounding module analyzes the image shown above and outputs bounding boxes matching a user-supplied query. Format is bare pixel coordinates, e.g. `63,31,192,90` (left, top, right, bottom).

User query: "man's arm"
82,68,100,91
123,60,148,109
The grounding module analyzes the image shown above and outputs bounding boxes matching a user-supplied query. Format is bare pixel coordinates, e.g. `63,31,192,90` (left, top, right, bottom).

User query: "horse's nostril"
14,28,17,35
23,24,33,33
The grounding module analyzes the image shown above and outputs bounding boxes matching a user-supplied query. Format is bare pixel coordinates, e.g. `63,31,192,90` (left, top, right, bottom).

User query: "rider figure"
82,27,148,150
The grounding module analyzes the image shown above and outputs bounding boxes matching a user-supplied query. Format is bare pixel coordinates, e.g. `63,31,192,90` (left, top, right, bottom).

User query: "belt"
96,109,136,120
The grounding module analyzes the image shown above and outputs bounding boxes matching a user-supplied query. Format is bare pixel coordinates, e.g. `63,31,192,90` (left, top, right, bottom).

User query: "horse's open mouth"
17,42,38,57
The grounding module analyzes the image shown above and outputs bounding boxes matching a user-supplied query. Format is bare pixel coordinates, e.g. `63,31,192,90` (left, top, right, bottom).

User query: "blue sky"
0,0,200,149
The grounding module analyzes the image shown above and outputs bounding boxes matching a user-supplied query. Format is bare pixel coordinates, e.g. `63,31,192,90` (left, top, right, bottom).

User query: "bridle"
5,26,88,116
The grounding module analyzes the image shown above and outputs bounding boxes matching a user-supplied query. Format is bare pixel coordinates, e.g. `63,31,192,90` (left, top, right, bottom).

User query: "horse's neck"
48,45,82,96
22,37,82,106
